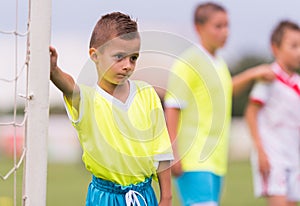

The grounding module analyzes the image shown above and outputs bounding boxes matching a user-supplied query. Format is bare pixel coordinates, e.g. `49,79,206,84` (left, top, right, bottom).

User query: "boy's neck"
98,80,130,103
277,61,295,77
201,42,217,57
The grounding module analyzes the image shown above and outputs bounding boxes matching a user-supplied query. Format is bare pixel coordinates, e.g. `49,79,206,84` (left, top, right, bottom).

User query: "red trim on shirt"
250,98,265,106
276,75,300,96
273,63,300,96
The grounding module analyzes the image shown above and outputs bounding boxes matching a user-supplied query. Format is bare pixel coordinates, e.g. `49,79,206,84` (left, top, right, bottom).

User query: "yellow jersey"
64,80,173,185
164,46,232,175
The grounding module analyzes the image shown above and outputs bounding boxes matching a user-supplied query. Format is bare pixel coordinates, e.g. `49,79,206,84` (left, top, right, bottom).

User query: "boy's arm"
245,101,270,181
232,64,274,97
157,160,172,206
50,46,80,110
164,107,183,177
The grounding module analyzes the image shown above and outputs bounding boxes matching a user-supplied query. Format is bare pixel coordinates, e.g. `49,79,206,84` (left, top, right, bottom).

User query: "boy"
50,12,173,206
246,20,300,206
164,2,274,206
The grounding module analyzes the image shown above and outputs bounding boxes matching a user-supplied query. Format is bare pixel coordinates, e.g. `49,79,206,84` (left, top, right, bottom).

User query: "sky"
1,0,300,107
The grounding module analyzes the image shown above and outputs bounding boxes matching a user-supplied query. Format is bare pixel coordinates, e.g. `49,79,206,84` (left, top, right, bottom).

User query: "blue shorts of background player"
175,172,223,206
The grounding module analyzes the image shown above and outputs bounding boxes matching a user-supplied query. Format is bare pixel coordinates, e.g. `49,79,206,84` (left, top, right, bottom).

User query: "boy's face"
196,11,229,51
92,36,140,85
273,29,300,71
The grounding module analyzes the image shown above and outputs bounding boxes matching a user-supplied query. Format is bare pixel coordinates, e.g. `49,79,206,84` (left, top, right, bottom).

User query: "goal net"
0,0,51,205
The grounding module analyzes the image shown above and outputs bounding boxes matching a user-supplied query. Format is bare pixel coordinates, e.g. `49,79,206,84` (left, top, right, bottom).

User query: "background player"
246,20,300,206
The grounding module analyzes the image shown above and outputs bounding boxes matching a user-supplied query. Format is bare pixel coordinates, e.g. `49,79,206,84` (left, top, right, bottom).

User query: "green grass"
0,158,23,206
221,161,266,206
1,159,270,206
168,161,266,206
46,162,91,206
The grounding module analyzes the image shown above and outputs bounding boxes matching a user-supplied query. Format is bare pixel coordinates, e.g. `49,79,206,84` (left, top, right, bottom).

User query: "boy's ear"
271,43,279,57
89,48,98,62
194,24,203,36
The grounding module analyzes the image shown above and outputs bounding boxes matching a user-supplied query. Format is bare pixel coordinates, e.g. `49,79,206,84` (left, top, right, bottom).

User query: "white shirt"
250,63,300,168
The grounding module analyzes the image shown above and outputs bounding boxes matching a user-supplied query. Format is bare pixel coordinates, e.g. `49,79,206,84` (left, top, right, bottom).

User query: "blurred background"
1,0,300,205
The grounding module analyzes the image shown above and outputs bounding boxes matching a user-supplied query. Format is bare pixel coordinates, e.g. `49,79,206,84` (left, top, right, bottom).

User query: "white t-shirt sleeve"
249,81,271,105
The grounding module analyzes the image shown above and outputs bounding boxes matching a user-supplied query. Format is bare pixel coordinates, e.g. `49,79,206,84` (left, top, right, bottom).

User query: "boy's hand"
159,198,172,206
253,64,275,82
49,46,58,72
258,149,270,183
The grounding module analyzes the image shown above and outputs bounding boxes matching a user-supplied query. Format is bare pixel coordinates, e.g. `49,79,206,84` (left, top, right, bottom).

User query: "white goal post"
22,0,51,205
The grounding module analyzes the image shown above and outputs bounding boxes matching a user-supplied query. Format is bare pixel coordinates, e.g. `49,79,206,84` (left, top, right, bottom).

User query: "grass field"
0,159,271,206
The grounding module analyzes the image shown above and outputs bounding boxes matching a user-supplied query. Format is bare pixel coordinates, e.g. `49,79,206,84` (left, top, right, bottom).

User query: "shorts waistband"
91,176,152,194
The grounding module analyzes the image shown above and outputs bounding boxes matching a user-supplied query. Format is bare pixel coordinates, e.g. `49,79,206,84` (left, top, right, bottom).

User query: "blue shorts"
175,171,223,206
86,176,158,206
